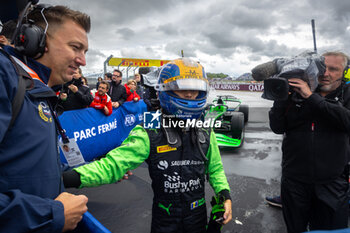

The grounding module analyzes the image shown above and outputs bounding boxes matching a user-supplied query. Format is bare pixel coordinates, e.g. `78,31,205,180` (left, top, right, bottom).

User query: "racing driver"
63,58,232,233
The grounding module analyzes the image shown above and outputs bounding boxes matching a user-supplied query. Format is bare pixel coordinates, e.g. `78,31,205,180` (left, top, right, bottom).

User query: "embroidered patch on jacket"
157,145,177,153
38,102,52,122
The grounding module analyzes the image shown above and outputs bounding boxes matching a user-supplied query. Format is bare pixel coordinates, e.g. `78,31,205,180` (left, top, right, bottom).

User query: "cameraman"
269,51,350,232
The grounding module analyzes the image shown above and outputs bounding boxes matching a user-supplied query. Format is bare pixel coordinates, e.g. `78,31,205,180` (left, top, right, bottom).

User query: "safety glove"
206,194,225,233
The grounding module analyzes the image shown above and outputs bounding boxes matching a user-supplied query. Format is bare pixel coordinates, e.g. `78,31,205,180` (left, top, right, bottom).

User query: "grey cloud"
227,5,275,30
116,28,136,40
84,49,107,73
39,0,350,75
119,46,160,59
248,54,262,62
164,40,197,58
157,23,179,36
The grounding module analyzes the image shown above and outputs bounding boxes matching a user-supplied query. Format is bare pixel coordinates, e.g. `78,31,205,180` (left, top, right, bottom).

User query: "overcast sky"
43,0,350,77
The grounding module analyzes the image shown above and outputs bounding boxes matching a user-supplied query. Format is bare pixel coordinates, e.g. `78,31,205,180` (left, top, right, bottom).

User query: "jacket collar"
3,46,51,85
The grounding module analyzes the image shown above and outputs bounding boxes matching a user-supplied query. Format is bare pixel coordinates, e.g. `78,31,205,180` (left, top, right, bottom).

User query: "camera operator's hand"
288,78,312,99
68,84,79,93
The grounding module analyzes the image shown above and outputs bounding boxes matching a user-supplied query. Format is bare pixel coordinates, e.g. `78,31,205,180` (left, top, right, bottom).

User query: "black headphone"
12,2,49,59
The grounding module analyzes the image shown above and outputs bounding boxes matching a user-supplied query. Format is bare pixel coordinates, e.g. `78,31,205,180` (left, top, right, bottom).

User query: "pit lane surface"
68,91,287,233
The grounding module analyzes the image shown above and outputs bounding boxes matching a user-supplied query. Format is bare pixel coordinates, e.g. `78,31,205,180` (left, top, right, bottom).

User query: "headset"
12,2,50,59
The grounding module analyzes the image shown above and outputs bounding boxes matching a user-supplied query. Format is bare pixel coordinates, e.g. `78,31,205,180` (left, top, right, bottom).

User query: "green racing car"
205,95,249,148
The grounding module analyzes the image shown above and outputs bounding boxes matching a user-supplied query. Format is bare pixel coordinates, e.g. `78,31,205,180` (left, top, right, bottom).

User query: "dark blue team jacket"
0,46,65,232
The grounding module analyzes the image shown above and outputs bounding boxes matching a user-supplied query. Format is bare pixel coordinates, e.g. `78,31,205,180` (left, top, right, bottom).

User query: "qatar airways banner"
58,101,147,164
210,83,264,92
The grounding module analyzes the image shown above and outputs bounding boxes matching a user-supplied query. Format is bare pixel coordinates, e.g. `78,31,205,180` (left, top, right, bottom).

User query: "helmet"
155,58,209,120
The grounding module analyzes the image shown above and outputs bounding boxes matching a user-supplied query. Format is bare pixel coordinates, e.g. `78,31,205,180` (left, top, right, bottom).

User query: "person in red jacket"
90,80,113,116
125,79,140,102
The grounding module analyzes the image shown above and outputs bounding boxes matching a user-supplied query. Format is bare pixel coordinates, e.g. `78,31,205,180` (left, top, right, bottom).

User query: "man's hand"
55,192,88,232
60,93,67,101
112,102,120,108
133,97,139,102
103,106,109,115
222,199,232,225
288,78,312,99
68,84,78,93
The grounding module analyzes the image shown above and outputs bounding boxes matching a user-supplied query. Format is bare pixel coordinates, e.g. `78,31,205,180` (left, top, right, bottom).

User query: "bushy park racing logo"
163,172,202,194
144,110,221,129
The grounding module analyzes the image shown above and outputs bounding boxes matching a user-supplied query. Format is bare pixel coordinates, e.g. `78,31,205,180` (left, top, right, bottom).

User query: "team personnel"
0,3,90,232
63,58,232,233
269,52,350,232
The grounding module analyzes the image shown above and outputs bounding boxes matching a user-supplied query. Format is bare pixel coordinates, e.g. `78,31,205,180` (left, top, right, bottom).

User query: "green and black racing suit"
69,125,231,233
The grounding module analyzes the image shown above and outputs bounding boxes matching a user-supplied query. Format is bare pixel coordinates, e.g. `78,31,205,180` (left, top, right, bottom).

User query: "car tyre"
239,104,249,123
231,112,244,139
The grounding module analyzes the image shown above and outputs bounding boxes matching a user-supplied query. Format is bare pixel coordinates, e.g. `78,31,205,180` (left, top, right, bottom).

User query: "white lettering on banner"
210,83,264,92
73,118,118,141
98,119,118,134
219,84,240,90
248,84,264,92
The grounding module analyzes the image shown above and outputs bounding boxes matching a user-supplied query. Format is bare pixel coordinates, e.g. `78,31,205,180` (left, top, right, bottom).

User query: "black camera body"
252,52,326,102
60,78,82,94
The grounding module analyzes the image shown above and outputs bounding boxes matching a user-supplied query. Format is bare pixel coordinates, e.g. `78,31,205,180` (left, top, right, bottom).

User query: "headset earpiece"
14,22,45,58
13,3,48,59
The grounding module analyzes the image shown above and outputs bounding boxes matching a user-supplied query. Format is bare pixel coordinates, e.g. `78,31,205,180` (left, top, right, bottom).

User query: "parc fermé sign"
210,83,264,92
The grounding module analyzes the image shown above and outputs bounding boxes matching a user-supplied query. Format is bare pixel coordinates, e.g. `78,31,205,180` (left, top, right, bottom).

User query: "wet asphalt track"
67,91,288,233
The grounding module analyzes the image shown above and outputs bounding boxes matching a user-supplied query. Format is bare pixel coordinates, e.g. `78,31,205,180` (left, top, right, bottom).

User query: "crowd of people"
1,1,350,233
56,67,145,116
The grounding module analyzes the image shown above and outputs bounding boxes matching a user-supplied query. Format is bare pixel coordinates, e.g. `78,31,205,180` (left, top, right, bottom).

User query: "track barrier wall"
210,83,264,92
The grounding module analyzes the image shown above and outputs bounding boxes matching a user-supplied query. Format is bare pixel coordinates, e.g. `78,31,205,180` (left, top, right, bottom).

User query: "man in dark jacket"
269,51,350,232
58,67,93,112
108,69,127,108
134,73,145,98
0,4,89,232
